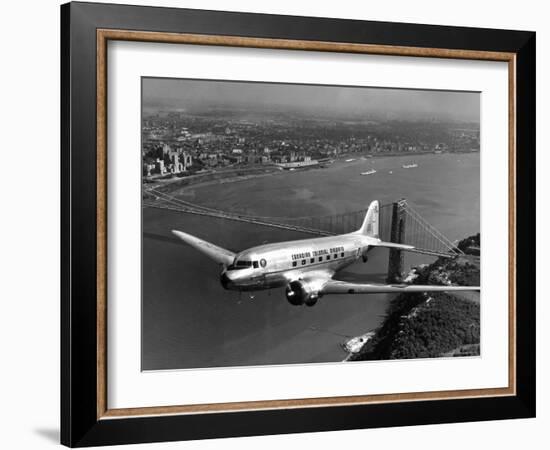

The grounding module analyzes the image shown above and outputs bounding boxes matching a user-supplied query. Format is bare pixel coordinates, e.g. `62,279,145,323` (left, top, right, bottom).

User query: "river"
142,152,480,370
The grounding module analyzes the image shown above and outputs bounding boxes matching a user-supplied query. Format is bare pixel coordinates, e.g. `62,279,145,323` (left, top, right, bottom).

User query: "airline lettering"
291,246,345,261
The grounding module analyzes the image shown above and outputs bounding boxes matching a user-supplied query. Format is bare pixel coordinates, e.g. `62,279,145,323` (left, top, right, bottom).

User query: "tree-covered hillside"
349,239,481,361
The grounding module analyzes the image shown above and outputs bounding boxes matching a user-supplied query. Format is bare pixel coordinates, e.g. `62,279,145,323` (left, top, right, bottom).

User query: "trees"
350,245,481,362
353,293,480,360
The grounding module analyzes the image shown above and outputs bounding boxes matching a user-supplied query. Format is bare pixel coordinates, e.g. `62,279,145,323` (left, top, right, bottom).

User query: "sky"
142,77,480,122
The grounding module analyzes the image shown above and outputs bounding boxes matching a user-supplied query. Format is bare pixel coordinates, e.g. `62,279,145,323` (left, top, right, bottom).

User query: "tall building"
169,152,182,173
155,158,166,175
173,148,193,171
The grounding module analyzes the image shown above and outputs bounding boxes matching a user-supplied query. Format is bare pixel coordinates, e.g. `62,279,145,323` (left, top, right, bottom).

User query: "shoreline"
145,149,479,197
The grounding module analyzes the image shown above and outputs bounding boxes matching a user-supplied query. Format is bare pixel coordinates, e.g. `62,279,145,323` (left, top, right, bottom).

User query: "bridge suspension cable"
399,202,464,256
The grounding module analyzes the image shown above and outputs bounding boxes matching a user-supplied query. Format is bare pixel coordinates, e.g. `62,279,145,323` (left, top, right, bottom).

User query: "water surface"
142,152,480,370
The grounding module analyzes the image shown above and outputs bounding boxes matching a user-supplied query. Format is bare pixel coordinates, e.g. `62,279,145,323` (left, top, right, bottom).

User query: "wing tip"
171,229,192,242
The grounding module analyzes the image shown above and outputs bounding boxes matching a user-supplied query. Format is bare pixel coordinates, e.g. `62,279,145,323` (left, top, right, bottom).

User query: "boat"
402,163,418,169
360,169,377,175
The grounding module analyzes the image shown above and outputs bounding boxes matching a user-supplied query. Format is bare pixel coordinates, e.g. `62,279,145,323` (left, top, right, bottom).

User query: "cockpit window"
235,260,252,268
228,259,253,270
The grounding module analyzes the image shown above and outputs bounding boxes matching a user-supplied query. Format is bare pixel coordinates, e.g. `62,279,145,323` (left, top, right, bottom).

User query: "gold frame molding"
96,29,517,420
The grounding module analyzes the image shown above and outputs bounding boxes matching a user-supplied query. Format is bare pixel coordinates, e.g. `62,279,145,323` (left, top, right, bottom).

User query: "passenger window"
292,261,297,267
334,254,338,259
318,257,322,262
310,258,314,263
341,252,344,257
326,255,330,260
301,260,306,265
253,261,259,268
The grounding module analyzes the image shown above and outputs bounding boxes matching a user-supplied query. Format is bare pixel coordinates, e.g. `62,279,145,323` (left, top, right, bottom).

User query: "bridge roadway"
143,201,335,236
144,188,352,222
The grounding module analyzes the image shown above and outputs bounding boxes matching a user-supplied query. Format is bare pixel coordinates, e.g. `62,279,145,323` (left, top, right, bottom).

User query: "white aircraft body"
172,200,479,307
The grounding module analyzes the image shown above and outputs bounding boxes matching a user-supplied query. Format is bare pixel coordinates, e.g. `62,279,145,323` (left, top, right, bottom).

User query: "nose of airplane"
220,271,232,290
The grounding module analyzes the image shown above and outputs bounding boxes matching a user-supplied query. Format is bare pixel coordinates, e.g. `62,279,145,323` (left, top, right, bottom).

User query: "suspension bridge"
143,187,463,260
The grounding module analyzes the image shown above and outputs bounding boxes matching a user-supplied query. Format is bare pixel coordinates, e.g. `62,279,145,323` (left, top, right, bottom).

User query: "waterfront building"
144,163,155,177
181,152,192,170
154,158,166,175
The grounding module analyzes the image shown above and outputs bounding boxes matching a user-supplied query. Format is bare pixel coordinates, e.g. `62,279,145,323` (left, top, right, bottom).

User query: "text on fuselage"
291,246,344,261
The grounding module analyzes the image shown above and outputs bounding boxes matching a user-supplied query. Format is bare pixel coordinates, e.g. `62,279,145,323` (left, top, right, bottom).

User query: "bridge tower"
386,199,407,283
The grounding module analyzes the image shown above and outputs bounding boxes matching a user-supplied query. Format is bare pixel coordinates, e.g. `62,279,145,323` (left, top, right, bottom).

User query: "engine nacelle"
285,280,319,307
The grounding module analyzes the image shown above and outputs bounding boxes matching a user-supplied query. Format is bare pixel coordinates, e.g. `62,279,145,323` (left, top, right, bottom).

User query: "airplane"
171,200,480,307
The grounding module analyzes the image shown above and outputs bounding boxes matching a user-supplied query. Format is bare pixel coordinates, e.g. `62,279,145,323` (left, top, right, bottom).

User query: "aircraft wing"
320,280,480,295
171,230,236,266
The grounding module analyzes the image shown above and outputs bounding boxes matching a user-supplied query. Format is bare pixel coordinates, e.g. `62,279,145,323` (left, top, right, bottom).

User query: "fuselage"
220,232,377,291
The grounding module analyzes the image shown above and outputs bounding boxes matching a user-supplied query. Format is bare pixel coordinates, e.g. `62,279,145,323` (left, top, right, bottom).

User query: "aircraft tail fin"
356,200,379,238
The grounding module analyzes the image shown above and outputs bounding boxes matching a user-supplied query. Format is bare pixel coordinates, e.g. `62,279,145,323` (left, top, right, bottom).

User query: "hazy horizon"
142,77,480,123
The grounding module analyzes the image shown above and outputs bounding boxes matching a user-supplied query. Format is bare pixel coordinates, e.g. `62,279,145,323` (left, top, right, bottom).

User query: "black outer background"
60,2,536,447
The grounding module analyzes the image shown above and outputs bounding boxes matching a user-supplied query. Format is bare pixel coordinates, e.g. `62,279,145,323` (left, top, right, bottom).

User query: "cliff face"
350,243,481,361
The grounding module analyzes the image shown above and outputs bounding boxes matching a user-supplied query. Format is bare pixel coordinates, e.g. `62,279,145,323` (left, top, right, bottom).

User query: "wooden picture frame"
61,1,535,446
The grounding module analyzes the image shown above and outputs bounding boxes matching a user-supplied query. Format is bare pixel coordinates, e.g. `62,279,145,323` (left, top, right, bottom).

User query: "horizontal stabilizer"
171,230,236,266
371,241,415,251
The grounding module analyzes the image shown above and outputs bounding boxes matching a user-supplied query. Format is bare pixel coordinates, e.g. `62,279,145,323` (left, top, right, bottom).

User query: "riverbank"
144,165,282,195
345,240,481,361
143,149,479,198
